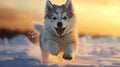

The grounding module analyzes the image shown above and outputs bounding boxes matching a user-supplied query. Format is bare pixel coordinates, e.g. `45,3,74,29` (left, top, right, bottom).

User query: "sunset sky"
0,0,120,37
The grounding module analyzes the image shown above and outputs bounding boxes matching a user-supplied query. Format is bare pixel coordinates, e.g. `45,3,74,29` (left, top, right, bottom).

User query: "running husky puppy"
33,0,78,62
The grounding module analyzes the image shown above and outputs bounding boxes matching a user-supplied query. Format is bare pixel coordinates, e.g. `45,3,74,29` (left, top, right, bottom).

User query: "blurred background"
0,0,120,41
0,0,120,67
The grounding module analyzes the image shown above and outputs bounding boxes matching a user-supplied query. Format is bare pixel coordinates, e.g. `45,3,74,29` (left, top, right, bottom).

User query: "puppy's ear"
65,0,73,11
46,0,53,12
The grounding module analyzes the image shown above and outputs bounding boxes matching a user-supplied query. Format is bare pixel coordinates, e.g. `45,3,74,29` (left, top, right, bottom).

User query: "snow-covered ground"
0,35,120,67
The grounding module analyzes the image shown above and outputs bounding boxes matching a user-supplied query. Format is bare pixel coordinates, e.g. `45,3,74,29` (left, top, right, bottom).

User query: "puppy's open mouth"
55,28,65,35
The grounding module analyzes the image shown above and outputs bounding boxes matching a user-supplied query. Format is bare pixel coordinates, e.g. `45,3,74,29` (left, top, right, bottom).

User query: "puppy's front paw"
63,53,72,60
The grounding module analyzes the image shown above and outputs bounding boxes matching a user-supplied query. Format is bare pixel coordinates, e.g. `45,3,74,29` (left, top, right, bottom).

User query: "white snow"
0,35,120,67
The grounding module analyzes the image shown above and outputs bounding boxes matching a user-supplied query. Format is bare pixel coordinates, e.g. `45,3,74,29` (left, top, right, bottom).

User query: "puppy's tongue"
55,28,65,35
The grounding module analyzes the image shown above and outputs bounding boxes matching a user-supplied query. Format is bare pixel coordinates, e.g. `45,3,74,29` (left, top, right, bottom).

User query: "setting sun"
0,0,120,37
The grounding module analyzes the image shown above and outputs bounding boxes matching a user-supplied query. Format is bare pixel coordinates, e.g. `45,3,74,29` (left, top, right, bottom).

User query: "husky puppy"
33,0,78,62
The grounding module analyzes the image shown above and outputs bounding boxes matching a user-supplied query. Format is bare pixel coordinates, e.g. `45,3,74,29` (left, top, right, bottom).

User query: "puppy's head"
44,0,75,36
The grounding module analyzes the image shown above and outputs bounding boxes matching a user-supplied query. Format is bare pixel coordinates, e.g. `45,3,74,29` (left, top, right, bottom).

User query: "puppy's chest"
53,36,68,50
52,35,73,46
54,36,66,45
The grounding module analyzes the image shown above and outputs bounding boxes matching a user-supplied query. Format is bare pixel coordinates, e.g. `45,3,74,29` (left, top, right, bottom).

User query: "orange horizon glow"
0,0,120,37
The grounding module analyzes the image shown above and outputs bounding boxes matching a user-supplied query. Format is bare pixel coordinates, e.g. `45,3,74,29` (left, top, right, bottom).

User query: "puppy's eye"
52,17,57,20
63,16,67,20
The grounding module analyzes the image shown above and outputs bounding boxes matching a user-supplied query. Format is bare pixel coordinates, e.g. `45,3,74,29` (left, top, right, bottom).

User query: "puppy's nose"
57,22,63,27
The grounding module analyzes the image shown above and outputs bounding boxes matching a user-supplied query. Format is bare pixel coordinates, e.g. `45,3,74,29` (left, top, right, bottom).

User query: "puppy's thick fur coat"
33,0,78,63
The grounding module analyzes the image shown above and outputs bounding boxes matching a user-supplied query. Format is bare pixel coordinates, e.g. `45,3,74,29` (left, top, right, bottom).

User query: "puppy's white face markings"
50,8,68,28
45,8,74,36
44,0,74,36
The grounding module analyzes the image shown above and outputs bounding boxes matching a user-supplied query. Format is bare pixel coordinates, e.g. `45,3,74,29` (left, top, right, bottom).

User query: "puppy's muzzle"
55,22,66,35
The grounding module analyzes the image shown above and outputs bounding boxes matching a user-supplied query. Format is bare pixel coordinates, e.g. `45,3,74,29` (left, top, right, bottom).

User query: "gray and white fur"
33,0,79,63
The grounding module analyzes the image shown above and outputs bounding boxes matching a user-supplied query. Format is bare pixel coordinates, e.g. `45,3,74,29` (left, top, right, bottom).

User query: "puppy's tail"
33,24,43,32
